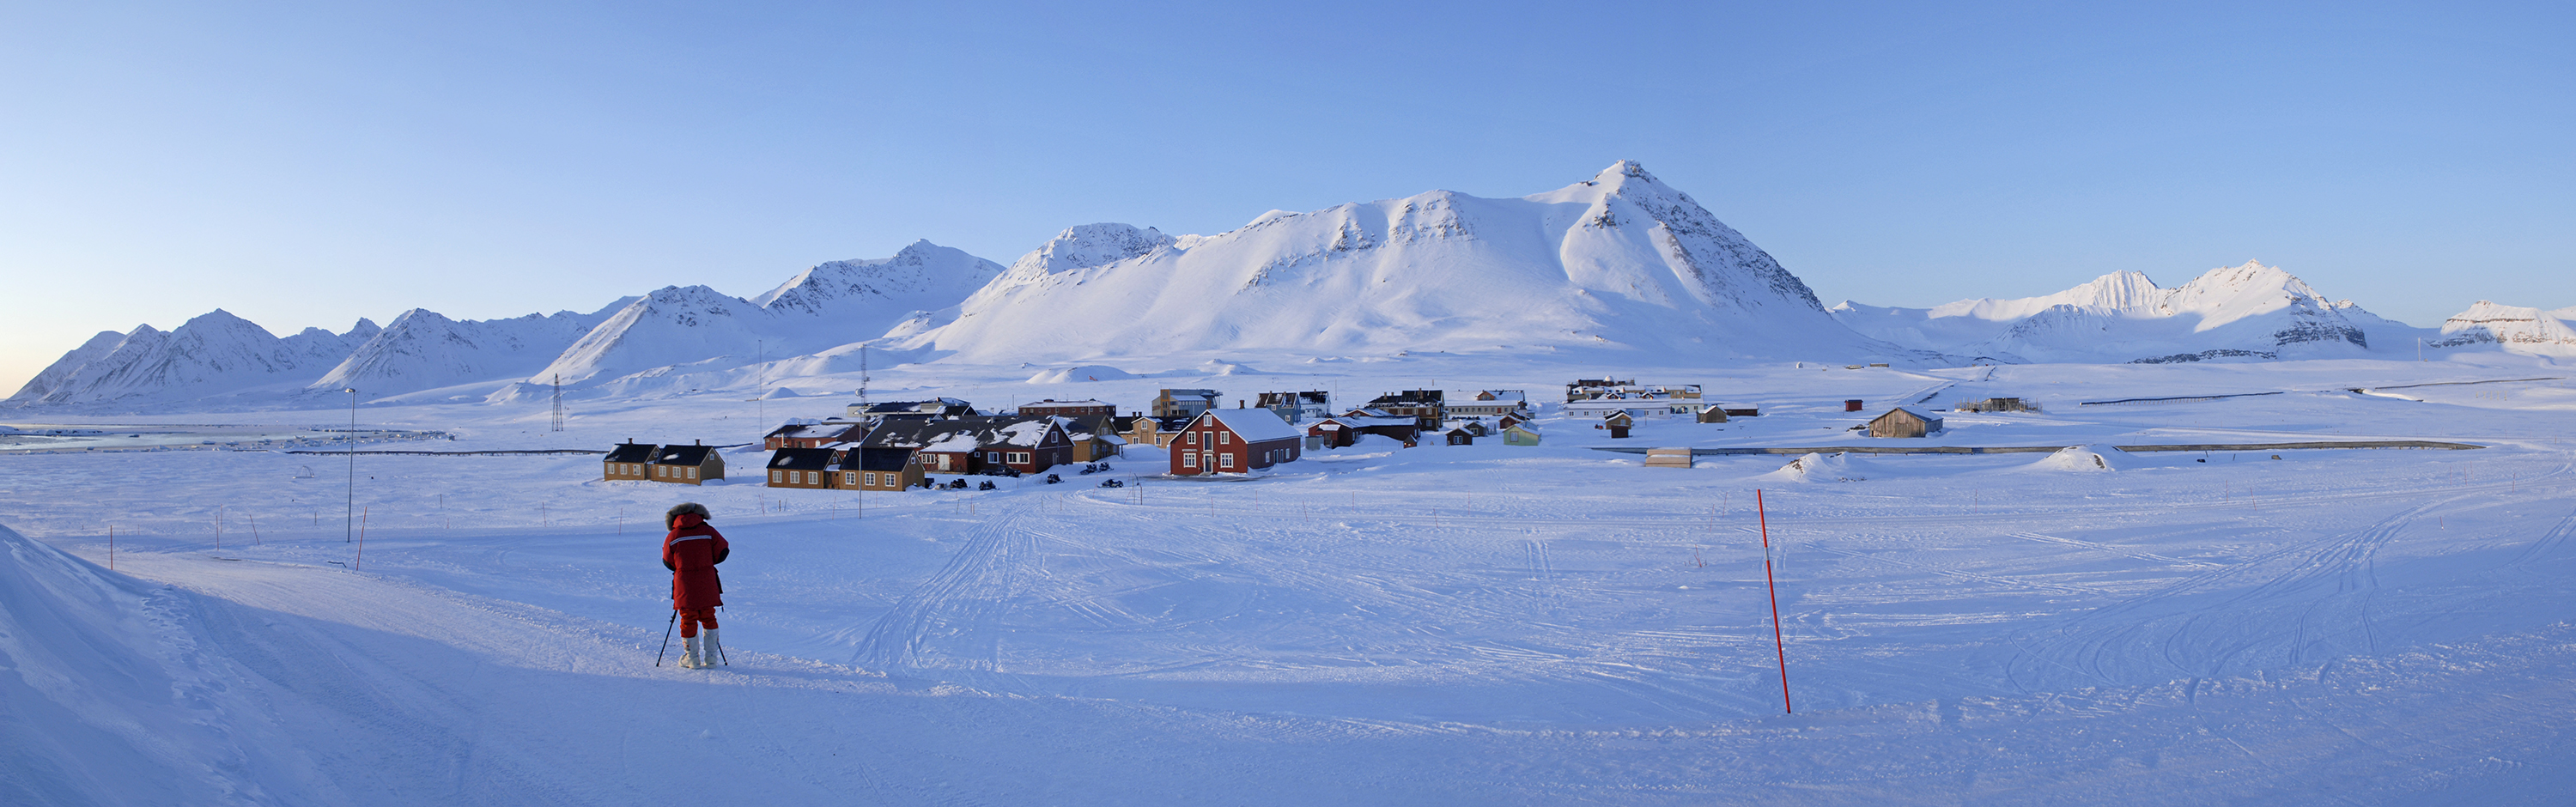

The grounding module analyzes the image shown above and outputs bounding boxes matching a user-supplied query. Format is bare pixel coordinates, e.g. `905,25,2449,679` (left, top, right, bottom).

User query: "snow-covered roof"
1320,415,1418,428
1194,409,1304,443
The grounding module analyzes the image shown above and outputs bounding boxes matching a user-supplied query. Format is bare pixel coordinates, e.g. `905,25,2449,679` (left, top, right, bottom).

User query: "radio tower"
550,374,565,431
858,345,870,406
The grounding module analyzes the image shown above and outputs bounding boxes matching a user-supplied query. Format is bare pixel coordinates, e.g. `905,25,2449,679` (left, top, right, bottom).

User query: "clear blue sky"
3,2,2567,391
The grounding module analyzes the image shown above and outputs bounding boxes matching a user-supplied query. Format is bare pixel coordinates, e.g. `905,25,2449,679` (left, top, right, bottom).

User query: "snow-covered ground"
6,355,2575,804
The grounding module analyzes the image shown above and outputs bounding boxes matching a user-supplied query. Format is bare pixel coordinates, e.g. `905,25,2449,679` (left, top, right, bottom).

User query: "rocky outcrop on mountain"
2427,300,2576,356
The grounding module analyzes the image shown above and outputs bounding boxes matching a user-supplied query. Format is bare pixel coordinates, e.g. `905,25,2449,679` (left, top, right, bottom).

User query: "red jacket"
662,514,728,610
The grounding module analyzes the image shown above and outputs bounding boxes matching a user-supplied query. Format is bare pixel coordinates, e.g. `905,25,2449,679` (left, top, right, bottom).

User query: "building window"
686,467,698,480
1011,452,1030,464
771,470,783,482
1218,432,1230,445
843,472,856,485
1186,432,1198,446
654,465,665,477
1219,453,1234,469
863,472,877,486
1182,452,1197,468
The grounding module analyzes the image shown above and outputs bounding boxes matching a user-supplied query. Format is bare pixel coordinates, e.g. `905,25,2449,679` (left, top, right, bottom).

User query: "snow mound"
1026,365,1140,384
757,386,799,399
1189,360,1261,377
1765,452,1871,482
2027,445,2114,472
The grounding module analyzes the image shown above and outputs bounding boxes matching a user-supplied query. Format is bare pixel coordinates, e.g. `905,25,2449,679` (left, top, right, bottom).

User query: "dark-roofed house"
764,419,867,450
647,442,726,485
1021,400,1116,418
766,447,839,488
849,447,923,491
863,418,988,475
980,416,1075,476
1060,416,1127,462
1868,408,1943,438
1365,390,1445,428
1307,411,1420,448
604,440,657,481
1172,409,1304,476
848,398,977,422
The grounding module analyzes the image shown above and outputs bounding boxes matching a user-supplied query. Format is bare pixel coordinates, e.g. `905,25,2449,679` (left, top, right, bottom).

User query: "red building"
1170,409,1304,476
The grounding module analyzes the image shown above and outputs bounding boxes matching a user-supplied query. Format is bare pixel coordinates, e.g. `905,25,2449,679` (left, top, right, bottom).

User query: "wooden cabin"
1503,423,1542,446
1696,407,1730,423
1121,415,1192,448
604,440,657,481
1443,426,1475,446
1868,407,1944,438
766,447,838,488
1171,409,1304,476
1060,415,1127,462
647,442,725,485
1600,411,1634,439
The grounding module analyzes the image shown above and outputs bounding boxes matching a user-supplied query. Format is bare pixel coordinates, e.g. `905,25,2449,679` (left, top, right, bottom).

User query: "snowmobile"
1097,478,1125,488
1044,473,1063,484
977,480,997,491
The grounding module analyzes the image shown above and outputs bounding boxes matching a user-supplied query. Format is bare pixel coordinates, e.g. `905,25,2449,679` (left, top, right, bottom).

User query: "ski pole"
654,610,677,666
714,606,728,665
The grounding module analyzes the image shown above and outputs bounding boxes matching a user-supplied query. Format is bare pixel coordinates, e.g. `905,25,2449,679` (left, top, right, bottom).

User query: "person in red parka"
661,502,730,668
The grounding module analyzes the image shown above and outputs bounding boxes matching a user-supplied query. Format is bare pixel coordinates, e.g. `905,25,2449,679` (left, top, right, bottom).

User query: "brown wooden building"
604,440,657,481
765,447,840,488
849,447,925,491
647,442,726,485
1868,408,1943,438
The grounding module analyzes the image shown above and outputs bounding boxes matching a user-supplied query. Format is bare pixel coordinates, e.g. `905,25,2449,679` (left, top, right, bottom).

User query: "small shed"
1695,407,1728,424
1601,411,1634,439
1503,423,1541,446
1868,407,1943,438
1644,448,1693,469
1443,427,1474,446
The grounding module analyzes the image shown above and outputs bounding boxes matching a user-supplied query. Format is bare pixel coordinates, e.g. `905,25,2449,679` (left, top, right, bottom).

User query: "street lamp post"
345,387,357,543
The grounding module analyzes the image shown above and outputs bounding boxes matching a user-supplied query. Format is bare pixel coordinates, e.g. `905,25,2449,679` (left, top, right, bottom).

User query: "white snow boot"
702,628,725,666
679,634,704,669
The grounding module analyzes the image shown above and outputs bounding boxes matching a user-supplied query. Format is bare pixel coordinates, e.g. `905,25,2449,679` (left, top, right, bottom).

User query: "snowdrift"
1025,364,1141,384
0,523,309,804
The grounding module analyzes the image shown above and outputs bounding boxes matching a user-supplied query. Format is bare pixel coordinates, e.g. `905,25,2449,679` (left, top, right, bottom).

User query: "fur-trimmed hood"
665,501,711,530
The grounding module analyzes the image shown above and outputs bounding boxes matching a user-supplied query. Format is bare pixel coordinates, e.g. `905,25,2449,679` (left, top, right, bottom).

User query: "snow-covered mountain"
896,162,1911,365
1831,262,2397,364
516,241,1003,394
308,302,629,397
2427,300,2576,356
8,311,380,406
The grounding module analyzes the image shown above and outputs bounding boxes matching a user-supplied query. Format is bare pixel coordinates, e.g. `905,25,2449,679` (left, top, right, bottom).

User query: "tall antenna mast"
859,344,871,405
550,374,565,432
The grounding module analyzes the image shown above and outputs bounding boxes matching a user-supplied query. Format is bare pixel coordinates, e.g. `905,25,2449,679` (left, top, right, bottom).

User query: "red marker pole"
1757,489,1792,713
